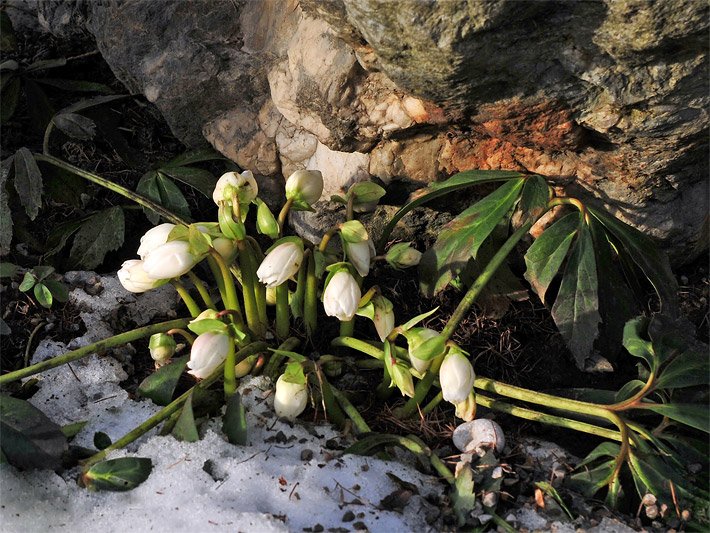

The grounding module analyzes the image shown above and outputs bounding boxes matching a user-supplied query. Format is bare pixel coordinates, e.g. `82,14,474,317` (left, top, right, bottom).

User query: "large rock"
35,0,708,261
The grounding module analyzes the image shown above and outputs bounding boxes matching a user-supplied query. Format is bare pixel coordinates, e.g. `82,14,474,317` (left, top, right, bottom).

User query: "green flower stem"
206,255,229,309
421,391,443,415
397,434,455,485
237,242,264,337
475,392,622,442
318,227,339,252
331,387,371,434
0,318,190,385
170,280,201,318
187,271,216,310
339,319,355,337
33,154,187,225
42,119,56,155
83,341,268,467
304,253,318,337
317,373,347,428
441,221,533,340
247,237,268,327
291,250,308,318
277,198,294,237
165,328,195,345
354,359,384,369
223,339,237,398
210,250,242,322
263,337,301,380
331,336,384,359
275,284,290,339
397,221,535,418
345,194,355,222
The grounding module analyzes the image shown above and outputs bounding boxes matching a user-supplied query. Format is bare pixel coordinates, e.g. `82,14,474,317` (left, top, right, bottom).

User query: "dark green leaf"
588,216,640,361
163,148,225,168
62,94,127,114
641,403,710,433
82,457,152,492
614,379,645,402
44,218,85,257
0,395,67,469
0,262,18,278
53,113,97,140
0,75,20,123
647,313,704,367
39,160,88,207
25,58,67,72
68,206,125,269
0,10,16,52
628,450,700,505
172,393,199,442
575,441,620,468
34,283,53,308
93,432,112,450
0,157,12,254
35,78,114,94
18,271,36,292
136,171,190,225
517,175,549,224
13,147,43,220
61,420,88,440
222,393,248,445
137,355,189,406
43,279,69,303
419,178,525,296
622,317,655,369
377,170,524,252
568,460,616,498
524,212,580,304
589,207,678,315
551,223,601,368
535,481,573,520
24,79,55,132
159,166,216,198
655,350,709,389
32,265,55,280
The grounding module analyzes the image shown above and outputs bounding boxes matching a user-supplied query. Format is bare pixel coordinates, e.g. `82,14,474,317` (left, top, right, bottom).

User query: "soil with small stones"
1,23,708,533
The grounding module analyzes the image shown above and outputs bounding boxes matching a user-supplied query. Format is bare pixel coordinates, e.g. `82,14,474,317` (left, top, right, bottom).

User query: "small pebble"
342,511,355,522
300,449,314,461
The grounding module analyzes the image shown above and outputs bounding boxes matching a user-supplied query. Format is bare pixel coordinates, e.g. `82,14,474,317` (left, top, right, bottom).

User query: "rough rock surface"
34,0,709,261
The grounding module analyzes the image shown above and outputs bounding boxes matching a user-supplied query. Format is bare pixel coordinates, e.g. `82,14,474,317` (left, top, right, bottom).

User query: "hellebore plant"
0,153,706,528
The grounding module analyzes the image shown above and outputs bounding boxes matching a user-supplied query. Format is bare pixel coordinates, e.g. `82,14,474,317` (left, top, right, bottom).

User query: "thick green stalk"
237,243,264,336
317,373,347,428
187,271,216,310
277,197,294,236
304,253,318,337
331,336,384,359
332,387,371,434
275,284,290,339
223,339,237,398
34,154,187,225
263,337,301,380
83,341,267,467
171,280,201,318
206,255,229,309
421,391,443,415
210,250,242,320
247,237,268,327
0,318,190,384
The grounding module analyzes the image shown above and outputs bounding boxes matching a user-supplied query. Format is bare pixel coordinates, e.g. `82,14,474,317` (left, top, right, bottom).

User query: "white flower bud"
137,223,176,259
274,375,308,420
256,242,303,288
186,332,231,379
323,271,361,321
117,259,165,293
285,169,323,208
212,237,237,262
439,349,475,404
213,170,258,206
143,240,198,279
345,239,375,277
405,327,440,374
372,295,395,341
149,333,176,364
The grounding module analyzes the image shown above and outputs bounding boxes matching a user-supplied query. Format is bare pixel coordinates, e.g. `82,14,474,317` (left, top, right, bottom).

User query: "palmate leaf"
68,206,125,269
376,169,524,251
137,171,191,224
419,178,525,296
516,174,549,224
551,223,601,369
82,457,152,492
172,392,199,443
524,212,580,304
163,148,225,167
640,402,710,433
13,147,43,220
137,355,189,406
589,207,678,315
222,393,248,445
628,449,702,505
53,112,97,140
159,166,216,198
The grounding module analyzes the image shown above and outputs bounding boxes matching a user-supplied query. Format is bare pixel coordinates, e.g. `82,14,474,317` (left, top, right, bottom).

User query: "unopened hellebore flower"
439,348,475,404
212,237,237,263
405,327,441,374
285,169,323,209
213,170,258,206
345,239,375,277
323,270,361,321
149,333,176,365
117,259,165,293
372,295,395,341
143,240,198,279
274,375,308,420
256,242,303,288
187,332,231,379
137,223,176,259
385,242,422,269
